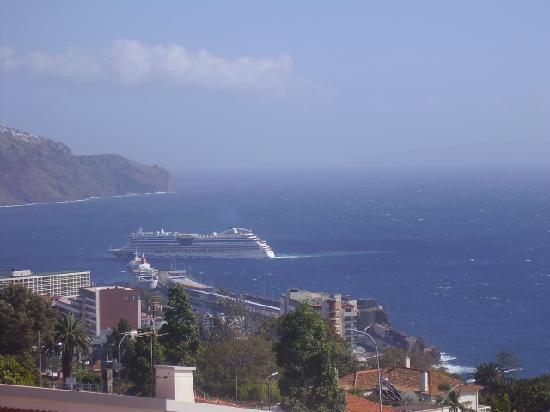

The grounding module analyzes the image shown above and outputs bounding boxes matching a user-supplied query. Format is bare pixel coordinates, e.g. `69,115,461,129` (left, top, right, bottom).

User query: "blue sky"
1,1,549,172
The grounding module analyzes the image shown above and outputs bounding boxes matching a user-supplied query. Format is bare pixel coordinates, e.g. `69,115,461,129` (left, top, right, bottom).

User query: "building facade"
78,286,141,341
280,289,358,348
0,269,91,297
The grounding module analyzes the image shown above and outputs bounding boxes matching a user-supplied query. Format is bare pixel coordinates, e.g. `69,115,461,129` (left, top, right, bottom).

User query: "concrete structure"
163,273,280,318
356,298,388,329
78,286,141,340
371,323,425,352
0,269,91,297
0,385,257,411
155,365,196,403
0,365,256,411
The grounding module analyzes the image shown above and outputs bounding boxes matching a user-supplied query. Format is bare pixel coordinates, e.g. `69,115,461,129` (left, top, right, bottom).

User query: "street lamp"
134,330,168,397
117,330,137,379
117,331,137,393
349,327,383,412
266,371,279,411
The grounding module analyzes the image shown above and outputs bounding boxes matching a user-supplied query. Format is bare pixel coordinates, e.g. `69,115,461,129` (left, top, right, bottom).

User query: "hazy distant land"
0,124,170,206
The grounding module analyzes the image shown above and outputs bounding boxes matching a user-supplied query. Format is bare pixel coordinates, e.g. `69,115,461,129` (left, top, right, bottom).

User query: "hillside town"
0,266,498,411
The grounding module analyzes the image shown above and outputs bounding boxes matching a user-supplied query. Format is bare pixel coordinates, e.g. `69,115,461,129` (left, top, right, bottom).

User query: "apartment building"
280,289,358,348
0,269,90,297
78,286,141,341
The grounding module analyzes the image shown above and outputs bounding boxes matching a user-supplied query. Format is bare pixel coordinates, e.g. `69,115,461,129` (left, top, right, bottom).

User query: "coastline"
0,191,174,209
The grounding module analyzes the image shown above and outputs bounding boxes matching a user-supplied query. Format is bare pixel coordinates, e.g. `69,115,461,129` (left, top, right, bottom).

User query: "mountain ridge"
0,123,171,206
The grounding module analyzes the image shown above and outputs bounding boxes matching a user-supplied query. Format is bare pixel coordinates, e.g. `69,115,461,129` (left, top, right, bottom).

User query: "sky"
1,1,549,173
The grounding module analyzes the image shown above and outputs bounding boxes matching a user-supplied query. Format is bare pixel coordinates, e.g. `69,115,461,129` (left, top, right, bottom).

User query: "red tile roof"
340,367,465,397
346,393,396,412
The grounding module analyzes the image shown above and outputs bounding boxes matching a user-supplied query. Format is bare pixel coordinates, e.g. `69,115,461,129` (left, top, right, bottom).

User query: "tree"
73,364,100,384
0,354,36,385
275,303,346,412
106,318,132,362
475,355,550,412
443,389,472,412
0,284,56,356
506,377,550,412
324,320,355,376
159,284,199,365
196,332,279,402
473,362,504,393
53,313,90,379
124,326,164,396
495,351,520,374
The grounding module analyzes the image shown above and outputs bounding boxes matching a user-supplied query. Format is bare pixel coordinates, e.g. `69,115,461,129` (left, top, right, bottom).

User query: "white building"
0,269,91,297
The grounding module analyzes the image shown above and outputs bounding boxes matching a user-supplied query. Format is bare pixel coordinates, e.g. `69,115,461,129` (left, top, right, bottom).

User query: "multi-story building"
0,269,90,297
280,289,358,348
78,286,141,341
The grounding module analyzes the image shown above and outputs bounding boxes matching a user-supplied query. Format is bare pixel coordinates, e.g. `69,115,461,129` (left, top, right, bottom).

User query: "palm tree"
444,390,472,412
473,362,504,392
54,313,90,380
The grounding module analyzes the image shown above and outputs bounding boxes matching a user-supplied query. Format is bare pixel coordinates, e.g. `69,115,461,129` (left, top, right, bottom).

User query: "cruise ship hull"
112,249,275,259
111,227,276,259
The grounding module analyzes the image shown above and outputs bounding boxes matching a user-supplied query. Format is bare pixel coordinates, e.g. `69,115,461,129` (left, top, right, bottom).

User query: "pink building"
79,286,141,341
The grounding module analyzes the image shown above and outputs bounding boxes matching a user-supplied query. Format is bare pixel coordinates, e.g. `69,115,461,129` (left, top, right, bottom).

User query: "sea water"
0,169,549,376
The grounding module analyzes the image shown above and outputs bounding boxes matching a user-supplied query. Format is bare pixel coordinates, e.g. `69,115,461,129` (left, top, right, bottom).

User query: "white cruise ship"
111,227,275,259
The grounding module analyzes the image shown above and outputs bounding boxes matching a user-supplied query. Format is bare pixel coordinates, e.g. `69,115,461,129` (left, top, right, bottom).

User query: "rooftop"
0,269,90,279
82,286,135,292
340,367,463,397
346,393,396,412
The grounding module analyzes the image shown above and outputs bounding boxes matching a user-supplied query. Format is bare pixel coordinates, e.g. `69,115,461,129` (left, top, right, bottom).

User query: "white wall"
0,384,258,412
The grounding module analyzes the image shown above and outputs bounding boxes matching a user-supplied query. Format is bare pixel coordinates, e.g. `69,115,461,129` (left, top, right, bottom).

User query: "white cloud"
0,40,307,95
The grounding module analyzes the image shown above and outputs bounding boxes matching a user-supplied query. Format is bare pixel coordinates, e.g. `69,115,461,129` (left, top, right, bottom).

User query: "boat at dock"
127,252,159,275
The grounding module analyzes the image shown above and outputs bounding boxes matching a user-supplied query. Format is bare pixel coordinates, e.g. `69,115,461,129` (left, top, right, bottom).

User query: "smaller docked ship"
127,252,158,275
137,273,158,289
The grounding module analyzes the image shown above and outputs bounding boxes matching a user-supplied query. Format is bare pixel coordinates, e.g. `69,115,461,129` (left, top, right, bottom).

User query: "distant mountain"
0,124,171,206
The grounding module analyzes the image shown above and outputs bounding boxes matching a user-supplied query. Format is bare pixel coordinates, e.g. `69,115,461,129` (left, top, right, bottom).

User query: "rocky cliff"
0,124,171,206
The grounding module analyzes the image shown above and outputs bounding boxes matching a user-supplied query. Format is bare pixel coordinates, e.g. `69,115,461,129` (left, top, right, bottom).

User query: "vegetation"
374,345,439,370
197,331,279,402
442,389,471,412
324,320,356,376
0,123,170,206
3,283,550,412
274,302,346,412
52,313,91,379
0,284,56,356
105,318,133,363
124,326,164,396
158,284,199,365
474,353,550,412
0,354,36,385
73,364,100,384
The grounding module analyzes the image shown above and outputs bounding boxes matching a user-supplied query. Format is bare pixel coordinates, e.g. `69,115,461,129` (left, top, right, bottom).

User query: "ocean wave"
275,250,383,259
439,352,475,375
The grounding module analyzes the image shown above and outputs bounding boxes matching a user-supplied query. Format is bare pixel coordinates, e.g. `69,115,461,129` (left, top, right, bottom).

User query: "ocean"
1,169,549,377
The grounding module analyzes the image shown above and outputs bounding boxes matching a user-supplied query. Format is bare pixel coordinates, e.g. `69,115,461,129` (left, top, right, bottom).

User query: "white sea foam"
0,191,174,209
439,352,475,375
275,250,382,259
